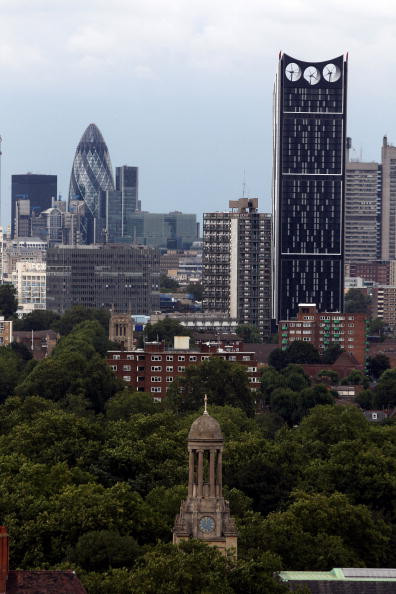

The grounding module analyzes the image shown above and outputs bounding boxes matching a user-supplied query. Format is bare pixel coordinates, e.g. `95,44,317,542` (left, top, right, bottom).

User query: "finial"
203,394,208,415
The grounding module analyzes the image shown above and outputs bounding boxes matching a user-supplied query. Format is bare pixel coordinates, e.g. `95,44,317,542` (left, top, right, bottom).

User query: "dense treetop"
0,307,394,592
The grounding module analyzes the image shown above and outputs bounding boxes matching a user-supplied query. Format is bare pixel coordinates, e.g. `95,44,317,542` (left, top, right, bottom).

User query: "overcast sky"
1,0,395,228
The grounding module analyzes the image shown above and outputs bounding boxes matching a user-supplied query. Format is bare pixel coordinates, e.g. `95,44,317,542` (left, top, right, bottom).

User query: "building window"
151,387,162,393
151,376,161,382
126,354,134,360
229,355,236,361
178,356,185,361
248,367,257,372
112,354,120,360
189,356,197,361
166,377,173,382
123,365,131,371
178,366,185,372
111,365,117,371
242,356,251,361
153,397,162,402
151,355,162,361
166,355,174,361
123,376,131,382
166,366,173,372
151,366,162,371
201,356,209,360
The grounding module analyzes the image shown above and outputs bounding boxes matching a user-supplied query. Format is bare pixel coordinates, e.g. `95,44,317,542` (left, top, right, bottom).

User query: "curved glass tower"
69,123,114,243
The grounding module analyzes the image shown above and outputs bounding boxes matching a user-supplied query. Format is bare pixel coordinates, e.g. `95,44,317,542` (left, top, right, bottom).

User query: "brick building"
107,337,260,399
278,304,368,365
345,261,394,285
0,318,13,347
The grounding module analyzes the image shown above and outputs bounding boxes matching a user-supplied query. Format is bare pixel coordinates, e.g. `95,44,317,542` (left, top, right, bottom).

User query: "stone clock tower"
173,400,237,556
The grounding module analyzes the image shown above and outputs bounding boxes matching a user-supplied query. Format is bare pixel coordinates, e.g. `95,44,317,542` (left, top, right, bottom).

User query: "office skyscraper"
68,123,114,244
11,174,57,238
273,54,347,321
105,166,139,242
203,198,272,339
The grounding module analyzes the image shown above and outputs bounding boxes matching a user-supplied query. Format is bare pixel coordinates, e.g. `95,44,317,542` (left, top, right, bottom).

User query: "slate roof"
6,570,87,593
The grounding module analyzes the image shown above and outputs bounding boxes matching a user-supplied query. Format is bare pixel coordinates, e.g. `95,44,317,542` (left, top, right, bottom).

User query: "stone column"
209,449,215,497
188,450,194,497
197,450,204,497
217,449,222,496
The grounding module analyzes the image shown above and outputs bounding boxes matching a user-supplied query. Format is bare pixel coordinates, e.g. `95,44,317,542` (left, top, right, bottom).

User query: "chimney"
0,527,8,594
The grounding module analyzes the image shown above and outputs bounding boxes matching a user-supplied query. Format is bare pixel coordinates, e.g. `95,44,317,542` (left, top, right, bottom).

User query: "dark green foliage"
186,281,203,301
144,318,192,345
269,341,320,369
69,530,139,570
344,288,371,313
236,323,262,343
321,342,344,364
367,317,386,337
16,321,122,412
0,284,18,318
160,273,179,291
54,306,110,336
167,357,255,417
367,353,390,379
13,310,61,331
2,317,396,588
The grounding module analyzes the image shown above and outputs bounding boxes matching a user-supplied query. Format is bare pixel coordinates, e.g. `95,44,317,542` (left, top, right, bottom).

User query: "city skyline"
1,0,396,228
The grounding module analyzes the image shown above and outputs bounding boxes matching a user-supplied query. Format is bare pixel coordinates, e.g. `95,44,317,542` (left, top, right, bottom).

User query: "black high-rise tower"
272,53,347,321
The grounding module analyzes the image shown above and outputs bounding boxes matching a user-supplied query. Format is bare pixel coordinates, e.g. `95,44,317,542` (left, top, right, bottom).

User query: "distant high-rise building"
345,155,381,263
119,211,197,249
11,174,57,238
105,166,139,242
46,244,160,314
68,123,114,244
202,198,272,339
381,136,396,260
272,54,347,321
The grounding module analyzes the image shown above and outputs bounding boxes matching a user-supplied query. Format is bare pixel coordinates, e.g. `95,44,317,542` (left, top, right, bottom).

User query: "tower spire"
203,394,208,415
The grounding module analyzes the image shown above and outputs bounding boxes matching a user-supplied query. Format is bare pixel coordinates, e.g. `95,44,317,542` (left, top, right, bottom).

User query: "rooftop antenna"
242,169,247,198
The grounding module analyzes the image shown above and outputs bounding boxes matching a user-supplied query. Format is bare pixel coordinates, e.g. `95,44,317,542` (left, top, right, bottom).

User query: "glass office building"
272,54,348,321
68,123,114,243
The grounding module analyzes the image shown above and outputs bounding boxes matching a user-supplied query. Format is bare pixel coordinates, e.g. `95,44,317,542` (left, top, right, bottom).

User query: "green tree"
69,529,139,570
321,342,344,364
186,282,203,301
344,288,371,314
54,306,110,336
241,491,390,570
0,348,24,403
144,318,192,345
341,369,370,388
367,353,390,379
160,274,179,291
367,317,386,337
12,310,61,331
268,348,289,371
373,368,396,408
286,341,320,364
236,324,262,344
167,357,255,417
0,284,18,318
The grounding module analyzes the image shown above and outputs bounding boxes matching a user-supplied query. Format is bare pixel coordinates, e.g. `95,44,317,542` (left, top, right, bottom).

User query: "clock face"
285,62,301,82
323,63,341,82
199,516,215,534
303,66,320,85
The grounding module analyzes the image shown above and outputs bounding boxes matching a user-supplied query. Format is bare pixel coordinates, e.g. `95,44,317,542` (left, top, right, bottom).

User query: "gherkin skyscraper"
69,123,114,243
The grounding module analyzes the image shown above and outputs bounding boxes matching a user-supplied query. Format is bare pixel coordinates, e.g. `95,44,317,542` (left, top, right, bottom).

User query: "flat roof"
279,568,396,582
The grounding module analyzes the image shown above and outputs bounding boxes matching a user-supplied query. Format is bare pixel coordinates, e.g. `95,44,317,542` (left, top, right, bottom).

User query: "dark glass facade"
106,166,139,242
273,54,347,320
11,174,57,238
68,123,114,243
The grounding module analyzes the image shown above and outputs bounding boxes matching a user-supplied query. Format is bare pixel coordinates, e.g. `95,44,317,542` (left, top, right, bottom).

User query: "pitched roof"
6,570,86,593
280,568,396,593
